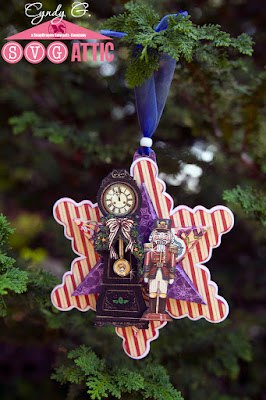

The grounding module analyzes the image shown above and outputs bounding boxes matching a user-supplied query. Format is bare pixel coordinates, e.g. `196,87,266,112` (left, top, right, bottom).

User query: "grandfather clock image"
94,170,148,329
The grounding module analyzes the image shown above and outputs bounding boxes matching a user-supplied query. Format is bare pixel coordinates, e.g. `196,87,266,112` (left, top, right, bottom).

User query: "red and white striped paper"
51,156,234,359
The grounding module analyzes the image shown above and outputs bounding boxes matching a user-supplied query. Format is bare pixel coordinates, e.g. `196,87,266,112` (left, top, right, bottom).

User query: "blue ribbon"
101,11,188,156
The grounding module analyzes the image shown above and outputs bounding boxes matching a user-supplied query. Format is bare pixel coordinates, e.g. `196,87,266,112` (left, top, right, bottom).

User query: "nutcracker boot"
141,295,157,320
158,296,167,314
149,296,157,313
158,296,172,321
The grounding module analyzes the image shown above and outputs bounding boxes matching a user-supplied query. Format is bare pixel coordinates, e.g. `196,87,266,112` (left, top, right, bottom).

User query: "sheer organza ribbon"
101,11,188,155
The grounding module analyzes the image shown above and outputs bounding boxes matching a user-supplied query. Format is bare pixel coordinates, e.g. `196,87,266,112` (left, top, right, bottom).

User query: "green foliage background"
0,1,265,399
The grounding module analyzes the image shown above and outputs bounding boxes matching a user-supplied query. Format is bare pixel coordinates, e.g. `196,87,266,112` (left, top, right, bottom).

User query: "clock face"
103,183,135,216
97,170,142,217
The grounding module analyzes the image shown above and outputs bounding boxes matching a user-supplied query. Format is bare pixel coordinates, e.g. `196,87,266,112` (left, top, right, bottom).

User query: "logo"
47,42,68,63
24,41,46,63
24,2,90,25
2,16,114,64
48,20,66,35
1,42,24,64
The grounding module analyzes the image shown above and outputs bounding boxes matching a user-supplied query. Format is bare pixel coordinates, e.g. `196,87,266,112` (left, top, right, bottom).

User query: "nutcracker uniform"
143,219,178,316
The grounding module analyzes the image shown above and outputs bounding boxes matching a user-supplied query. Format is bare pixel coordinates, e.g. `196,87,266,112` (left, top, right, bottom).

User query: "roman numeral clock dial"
97,170,141,217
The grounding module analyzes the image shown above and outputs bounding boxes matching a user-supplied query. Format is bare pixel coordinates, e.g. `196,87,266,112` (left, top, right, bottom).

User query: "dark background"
0,1,265,399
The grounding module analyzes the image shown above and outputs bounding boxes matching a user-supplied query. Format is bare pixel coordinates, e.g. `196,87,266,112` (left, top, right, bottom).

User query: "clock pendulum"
113,237,131,277
94,169,148,329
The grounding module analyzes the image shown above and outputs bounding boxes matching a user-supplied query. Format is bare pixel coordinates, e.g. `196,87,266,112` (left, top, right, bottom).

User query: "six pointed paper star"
51,154,234,359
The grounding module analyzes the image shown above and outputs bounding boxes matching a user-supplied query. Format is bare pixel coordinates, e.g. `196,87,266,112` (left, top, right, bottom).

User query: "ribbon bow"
106,218,135,259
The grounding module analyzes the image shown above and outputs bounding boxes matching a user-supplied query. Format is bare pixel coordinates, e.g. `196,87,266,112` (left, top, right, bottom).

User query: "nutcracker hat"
154,218,172,231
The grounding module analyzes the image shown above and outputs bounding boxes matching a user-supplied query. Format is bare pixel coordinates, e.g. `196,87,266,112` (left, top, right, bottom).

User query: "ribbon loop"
101,10,188,156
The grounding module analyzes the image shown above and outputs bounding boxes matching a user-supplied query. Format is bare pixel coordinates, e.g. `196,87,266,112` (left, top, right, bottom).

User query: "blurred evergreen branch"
0,214,28,315
0,213,61,315
8,111,132,167
223,186,266,232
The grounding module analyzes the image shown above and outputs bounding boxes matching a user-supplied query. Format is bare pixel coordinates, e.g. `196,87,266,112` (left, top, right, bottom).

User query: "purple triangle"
72,260,103,296
138,183,158,244
167,264,206,305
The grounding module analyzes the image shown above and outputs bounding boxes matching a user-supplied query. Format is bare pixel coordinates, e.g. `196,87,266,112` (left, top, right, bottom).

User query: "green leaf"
52,346,183,399
0,268,28,295
0,214,29,305
100,2,254,87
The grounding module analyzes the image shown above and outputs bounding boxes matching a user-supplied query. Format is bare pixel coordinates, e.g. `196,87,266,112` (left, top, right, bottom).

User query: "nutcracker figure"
142,219,178,321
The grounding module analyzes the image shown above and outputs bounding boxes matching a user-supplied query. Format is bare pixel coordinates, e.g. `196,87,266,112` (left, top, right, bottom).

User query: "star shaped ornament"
51,153,234,359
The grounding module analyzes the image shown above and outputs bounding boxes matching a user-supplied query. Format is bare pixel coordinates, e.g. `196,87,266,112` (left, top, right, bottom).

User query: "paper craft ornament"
51,152,234,359
51,9,234,359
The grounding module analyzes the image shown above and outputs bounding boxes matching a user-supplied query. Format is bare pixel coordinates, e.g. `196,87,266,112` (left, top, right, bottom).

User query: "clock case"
95,170,148,329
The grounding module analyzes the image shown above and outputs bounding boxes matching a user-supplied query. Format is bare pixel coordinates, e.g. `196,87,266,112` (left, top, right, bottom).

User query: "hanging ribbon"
106,217,135,259
101,11,188,156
